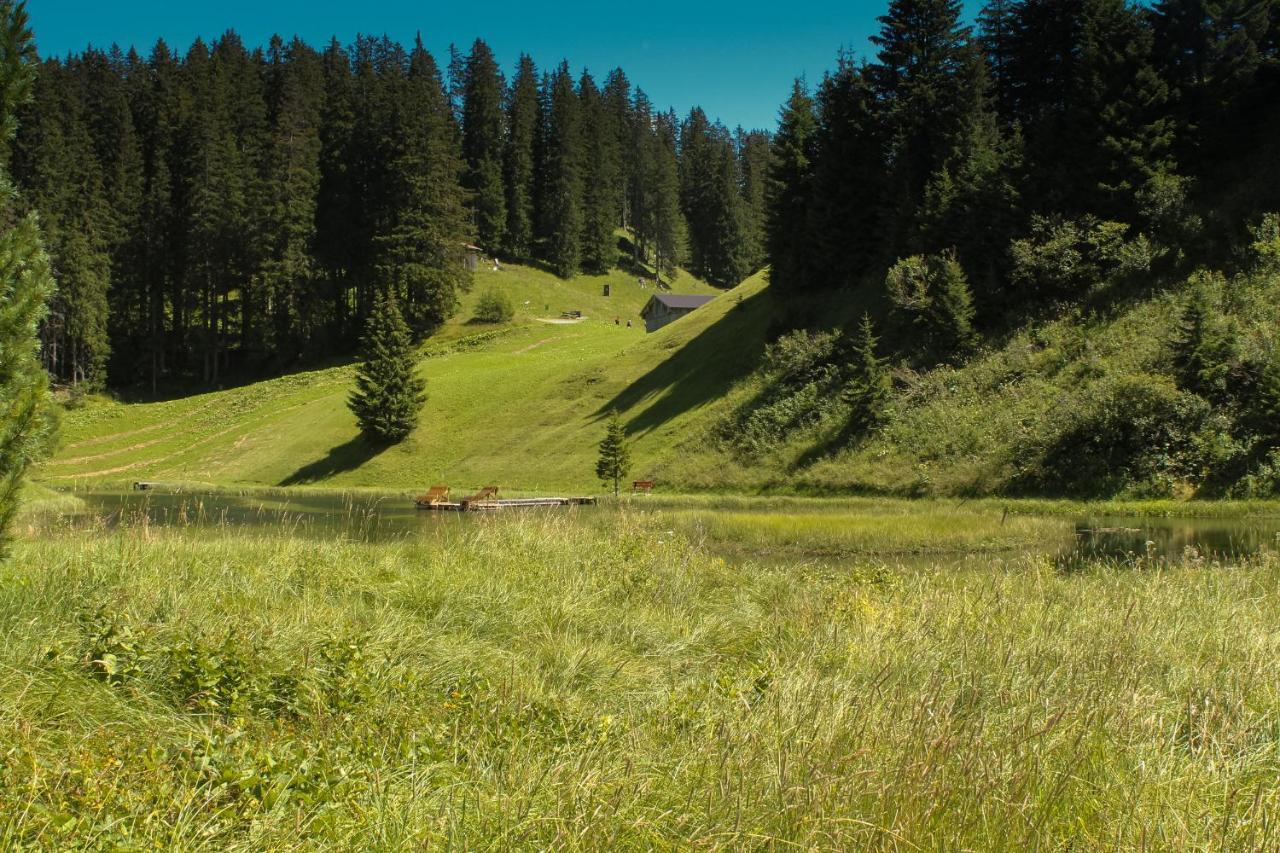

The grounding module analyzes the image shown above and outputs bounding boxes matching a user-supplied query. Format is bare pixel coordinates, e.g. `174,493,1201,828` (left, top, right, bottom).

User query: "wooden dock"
416,496,597,512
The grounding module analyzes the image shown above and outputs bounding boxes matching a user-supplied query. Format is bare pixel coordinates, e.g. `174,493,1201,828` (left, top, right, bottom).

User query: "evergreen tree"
765,80,816,293
461,38,506,252
735,127,771,273
679,108,750,285
1172,277,1235,400
601,69,633,228
595,411,632,497
807,58,885,290
14,59,113,388
259,36,324,365
502,54,538,259
841,314,893,432
869,0,979,249
647,109,686,283
373,37,470,337
578,69,619,272
540,62,583,278
0,0,56,555
885,250,978,361
348,291,425,444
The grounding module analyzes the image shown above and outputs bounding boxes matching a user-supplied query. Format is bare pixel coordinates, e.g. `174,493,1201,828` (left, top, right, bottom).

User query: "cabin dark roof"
644,294,715,313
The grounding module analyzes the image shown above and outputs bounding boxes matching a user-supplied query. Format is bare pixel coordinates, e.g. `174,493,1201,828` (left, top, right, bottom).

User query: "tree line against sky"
14,34,770,391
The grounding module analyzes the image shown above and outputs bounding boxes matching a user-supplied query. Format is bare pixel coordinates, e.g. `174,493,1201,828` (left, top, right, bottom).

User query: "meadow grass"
656,504,1072,555
4,511,1280,848
40,263,759,495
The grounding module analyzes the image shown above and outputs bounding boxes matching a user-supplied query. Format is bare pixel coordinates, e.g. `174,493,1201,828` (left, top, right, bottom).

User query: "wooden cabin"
639,294,715,333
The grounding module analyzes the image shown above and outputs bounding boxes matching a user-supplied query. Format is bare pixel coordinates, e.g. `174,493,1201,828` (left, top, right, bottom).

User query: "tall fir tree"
373,37,471,337
461,39,506,253
540,62,583,278
765,79,816,293
503,54,538,259
348,290,425,443
259,36,324,365
578,69,619,272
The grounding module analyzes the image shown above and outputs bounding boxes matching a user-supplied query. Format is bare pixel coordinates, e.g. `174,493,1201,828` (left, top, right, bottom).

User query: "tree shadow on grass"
595,287,771,437
278,435,384,486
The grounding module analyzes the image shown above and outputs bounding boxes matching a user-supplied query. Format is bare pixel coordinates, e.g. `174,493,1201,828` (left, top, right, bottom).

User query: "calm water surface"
45,489,1280,566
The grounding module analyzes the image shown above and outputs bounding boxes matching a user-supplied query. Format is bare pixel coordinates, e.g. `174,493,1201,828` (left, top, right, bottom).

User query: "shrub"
1009,215,1146,298
473,288,514,323
884,249,977,362
1012,374,1211,497
1250,212,1280,275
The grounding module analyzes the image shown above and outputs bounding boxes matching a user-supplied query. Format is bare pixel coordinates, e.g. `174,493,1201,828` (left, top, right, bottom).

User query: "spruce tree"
578,69,619,272
0,0,56,555
260,36,324,365
348,291,425,444
503,54,538,259
808,58,885,290
1172,277,1235,401
841,314,892,433
869,0,978,249
461,39,506,253
735,127,771,273
647,109,686,284
540,62,583,278
373,37,470,337
595,411,632,497
765,80,816,293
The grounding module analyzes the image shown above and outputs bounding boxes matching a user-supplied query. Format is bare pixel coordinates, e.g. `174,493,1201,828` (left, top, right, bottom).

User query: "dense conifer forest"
15,35,769,390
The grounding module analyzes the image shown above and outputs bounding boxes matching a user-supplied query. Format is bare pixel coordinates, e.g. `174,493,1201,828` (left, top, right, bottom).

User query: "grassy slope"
39,263,760,493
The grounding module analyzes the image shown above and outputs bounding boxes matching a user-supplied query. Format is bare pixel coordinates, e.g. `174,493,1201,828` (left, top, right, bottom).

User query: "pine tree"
869,0,979,249
735,127,771,273
348,291,425,443
0,0,57,555
595,411,632,497
765,80,816,292
373,37,470,337
647,109,686,283
1172,277,1235,400
841,314,893,433
578,69,619,272
259,37,325,364
540,62,583,278
461,39,506,253
503,54,538,259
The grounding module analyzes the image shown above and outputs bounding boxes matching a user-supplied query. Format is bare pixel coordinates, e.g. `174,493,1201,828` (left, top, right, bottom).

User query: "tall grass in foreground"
3,512,1280,848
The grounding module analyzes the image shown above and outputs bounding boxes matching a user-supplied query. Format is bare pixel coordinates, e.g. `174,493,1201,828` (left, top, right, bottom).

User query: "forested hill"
15,35,769,391
732,0,1280,498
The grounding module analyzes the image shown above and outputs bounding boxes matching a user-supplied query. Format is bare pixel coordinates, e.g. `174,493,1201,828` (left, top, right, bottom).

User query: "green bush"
1011,374,1211,497
1009,215,1146,298
473,288,514,323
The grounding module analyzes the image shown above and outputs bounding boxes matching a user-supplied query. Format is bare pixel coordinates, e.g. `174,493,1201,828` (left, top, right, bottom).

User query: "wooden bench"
560,310,582,319
415,485,451,507
631,479,655,494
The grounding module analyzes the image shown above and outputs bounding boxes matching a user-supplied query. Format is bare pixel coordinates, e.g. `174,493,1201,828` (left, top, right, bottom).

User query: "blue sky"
29,0,975,131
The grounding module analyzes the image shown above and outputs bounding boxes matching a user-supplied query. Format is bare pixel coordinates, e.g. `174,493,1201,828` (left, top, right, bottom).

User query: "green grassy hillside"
39,262,759,494
36,250,1280,500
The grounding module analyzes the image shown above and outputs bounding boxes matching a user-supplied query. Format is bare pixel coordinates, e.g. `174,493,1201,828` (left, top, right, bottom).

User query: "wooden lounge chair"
460,485,499,508
415,485,451,507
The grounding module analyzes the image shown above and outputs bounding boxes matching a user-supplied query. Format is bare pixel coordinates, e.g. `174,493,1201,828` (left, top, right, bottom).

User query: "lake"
36,488,1280,567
